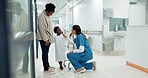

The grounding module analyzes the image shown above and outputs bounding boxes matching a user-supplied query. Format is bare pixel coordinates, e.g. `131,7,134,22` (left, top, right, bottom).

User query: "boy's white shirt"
54,35,66,61
53,34,84,61
53,34,85,54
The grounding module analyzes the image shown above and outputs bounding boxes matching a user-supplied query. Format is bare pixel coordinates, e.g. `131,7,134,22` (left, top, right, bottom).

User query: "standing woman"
37,3,56,71
67,25,96,73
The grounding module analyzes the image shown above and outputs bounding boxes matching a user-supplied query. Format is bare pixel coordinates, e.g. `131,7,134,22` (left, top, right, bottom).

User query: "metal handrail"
82,30,102,35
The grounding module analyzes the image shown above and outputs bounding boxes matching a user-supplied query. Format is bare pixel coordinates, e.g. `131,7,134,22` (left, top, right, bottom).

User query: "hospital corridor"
16,44,148,78
0,0,148,78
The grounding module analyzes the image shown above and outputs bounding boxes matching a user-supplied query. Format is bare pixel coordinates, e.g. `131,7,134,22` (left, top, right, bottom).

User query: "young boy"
53,26,73,70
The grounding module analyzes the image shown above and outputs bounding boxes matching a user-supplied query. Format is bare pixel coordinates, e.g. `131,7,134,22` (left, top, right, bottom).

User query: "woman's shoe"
48,66,55,70
44,70,55,74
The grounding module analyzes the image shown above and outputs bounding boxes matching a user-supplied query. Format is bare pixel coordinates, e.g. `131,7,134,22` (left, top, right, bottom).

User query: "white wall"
73,0,103,31
103,0,129,51
147,3,148,24
125,26,148,68
129,0,147,25
59,15,66,31
73,0,103,51
103,0,129,18
66,10,73,30
126,0,148,69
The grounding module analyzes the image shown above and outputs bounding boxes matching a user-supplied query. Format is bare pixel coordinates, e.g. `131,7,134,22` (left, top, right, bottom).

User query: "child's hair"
72,25,87,39
53,26,59,33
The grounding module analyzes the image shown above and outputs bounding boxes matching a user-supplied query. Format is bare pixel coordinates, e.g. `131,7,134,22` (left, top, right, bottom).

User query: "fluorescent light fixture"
60,11,63,14
36,1,44,5
129,0,137,4
38,10,42,12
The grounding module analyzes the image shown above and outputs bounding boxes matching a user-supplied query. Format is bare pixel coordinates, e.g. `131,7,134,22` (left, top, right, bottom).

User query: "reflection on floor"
16,43,148,78
35,44,148,78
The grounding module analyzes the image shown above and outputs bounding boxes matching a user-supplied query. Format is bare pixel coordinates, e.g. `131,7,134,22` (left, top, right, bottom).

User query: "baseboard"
126,61,148,73
92,48,125,56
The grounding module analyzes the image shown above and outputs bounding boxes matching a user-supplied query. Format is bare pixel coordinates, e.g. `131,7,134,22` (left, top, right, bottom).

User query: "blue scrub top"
74,34,93,59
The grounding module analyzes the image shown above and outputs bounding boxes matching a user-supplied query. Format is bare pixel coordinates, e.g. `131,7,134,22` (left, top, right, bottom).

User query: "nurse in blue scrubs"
67,25,96,73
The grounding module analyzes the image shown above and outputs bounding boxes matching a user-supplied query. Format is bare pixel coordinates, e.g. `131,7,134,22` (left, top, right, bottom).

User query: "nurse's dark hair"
53,26,59,33
72,25,87,39
45,3,56,12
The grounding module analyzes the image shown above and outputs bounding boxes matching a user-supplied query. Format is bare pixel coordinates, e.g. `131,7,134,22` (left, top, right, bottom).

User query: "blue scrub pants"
67,52,93,70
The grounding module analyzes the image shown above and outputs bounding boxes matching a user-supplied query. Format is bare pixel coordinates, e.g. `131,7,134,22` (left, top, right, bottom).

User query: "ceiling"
37,0,69,15
36,0,82,18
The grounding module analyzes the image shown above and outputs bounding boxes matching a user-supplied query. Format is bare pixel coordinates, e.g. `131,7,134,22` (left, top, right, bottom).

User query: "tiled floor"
35,44,148,78
16,43,148,78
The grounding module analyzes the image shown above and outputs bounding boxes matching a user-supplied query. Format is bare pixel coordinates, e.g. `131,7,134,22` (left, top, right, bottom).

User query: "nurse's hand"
67,50,73,54
69,33,73,37
62,33,67,38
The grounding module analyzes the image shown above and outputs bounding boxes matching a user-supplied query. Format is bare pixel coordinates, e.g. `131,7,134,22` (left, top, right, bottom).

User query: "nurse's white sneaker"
75,67,86,74
92,61,96,71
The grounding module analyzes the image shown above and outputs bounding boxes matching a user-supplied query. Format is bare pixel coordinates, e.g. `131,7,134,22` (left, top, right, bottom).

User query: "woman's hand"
67,50,73,54
44,40,49,46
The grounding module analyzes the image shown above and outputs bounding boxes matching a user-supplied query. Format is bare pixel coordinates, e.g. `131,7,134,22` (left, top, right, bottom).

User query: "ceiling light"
36,1,44,5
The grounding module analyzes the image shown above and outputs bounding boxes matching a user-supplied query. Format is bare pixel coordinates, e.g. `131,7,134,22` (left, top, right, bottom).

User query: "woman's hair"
45,3,56,12
73,25,87,39
53,26,59,33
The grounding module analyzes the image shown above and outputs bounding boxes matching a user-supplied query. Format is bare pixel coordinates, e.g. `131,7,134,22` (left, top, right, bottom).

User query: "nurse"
67,25,96,73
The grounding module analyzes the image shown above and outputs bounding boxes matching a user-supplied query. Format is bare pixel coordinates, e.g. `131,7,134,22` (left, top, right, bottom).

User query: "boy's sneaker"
60,66,64,70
